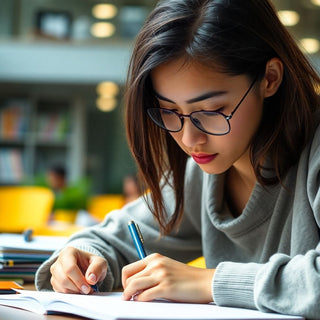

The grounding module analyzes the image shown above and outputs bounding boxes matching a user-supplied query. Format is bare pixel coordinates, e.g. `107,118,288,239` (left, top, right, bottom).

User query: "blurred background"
0,0,319,229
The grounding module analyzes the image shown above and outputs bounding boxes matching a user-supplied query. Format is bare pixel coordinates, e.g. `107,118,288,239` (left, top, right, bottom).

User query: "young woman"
36,0,320,318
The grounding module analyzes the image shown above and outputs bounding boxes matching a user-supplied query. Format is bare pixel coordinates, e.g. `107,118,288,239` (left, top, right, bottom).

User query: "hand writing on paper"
50,247,107,294
122,253,215,303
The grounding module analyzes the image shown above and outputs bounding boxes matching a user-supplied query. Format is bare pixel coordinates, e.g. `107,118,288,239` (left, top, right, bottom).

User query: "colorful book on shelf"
37,112,69,141
0,99,28,140
0,290,304,320
0,148,25,183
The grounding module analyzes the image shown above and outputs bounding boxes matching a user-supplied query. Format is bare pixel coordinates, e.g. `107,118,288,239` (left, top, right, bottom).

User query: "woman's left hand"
122,253,215,303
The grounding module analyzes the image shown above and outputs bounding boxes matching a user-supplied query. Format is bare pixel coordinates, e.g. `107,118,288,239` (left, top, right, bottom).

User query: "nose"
181,118,207,148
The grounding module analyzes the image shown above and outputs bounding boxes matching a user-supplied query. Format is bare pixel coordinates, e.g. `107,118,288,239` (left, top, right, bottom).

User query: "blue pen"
23,229,33,242
91,284,99,293
128,220,147,259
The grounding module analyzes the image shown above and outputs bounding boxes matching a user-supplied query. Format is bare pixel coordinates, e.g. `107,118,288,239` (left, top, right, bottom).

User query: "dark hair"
49,165,66,178
125,0,320,234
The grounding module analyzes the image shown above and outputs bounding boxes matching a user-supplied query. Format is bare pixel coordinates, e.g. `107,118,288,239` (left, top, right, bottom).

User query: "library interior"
0,0,319,281
0,0,159,237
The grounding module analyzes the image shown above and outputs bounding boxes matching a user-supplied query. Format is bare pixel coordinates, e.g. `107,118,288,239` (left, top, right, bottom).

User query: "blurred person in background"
46,165,67,194
122,174,143,204
46,165,89,223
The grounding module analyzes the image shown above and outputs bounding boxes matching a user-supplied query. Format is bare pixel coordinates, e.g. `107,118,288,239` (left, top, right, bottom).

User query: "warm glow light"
96,82,119,97
90,22,115,38
96,97,118,112
300,38,320,54
311,0,320,6
278,10,300,26
92,4,118,19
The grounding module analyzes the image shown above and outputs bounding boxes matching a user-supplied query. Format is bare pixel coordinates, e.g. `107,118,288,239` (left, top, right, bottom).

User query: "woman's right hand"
50,246,107,294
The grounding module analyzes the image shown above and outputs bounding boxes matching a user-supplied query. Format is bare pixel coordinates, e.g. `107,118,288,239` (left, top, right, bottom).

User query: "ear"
263,57,283,98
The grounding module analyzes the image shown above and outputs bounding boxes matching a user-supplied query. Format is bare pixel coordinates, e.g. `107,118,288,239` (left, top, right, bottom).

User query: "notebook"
0,281,23,294
0,290,304,320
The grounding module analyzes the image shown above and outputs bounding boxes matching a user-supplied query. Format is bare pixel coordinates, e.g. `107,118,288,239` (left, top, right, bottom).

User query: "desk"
0,284,82,320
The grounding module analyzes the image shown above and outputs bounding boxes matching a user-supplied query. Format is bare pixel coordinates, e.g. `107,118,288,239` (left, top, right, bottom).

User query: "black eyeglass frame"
147,74,259,136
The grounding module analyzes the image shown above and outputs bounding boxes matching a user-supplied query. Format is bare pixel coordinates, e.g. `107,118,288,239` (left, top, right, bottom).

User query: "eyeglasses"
147,75,258,136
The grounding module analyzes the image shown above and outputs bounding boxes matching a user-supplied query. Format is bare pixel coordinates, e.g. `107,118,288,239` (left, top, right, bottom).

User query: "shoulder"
309,120,320,161
300,120,320,227
298,120,320,198
299,116,320,175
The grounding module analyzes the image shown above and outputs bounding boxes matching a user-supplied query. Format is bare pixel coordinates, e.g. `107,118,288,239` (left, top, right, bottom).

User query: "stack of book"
0,233,67,282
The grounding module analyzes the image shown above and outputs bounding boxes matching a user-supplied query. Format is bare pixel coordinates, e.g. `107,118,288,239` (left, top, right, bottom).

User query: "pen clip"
128,220,147,259
134,222,144,244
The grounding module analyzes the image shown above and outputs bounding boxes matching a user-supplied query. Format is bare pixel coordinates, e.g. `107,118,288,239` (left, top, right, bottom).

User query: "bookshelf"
0,98,29,183
0,94,85,185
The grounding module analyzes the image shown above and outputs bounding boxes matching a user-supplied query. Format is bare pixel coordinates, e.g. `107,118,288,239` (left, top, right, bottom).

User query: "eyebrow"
154,90,228,104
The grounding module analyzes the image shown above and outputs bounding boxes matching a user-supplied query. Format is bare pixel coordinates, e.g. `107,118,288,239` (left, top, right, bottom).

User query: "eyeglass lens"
147,108,230,135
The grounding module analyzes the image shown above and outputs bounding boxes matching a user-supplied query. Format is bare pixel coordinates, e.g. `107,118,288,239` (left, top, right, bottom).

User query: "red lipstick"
191,153,217,164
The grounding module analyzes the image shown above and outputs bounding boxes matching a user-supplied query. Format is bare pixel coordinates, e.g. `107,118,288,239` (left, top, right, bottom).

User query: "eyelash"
159,106,226,113
213,106,225,113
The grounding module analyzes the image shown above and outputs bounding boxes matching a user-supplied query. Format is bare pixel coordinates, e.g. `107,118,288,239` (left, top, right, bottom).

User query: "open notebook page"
0,290,304,320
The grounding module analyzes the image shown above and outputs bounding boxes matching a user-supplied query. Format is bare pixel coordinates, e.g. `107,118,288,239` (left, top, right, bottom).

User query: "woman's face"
150,58,265,175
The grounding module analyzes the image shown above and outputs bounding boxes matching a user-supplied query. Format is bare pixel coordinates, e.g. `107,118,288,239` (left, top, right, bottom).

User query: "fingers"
122,253,215,303
131,284,164,302
122,275,158,301
50,247,107,294
50,247,91,294
122,253,161,289
50,258,81,294
122,257,148,289
122,253,164,300
85,255,108,285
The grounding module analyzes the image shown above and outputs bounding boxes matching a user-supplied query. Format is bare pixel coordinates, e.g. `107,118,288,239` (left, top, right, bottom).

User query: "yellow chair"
188,256,206,268
35,222,83,236
87,194,125,222
0,186,54,233
52,209,78,223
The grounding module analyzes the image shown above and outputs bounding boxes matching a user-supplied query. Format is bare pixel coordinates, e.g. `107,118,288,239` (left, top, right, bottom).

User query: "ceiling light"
311,0,320,6
96,97,118,112
90,22,115,38
278,10,300,26
96,82,119,97
92,4,118,19
300,38,320,54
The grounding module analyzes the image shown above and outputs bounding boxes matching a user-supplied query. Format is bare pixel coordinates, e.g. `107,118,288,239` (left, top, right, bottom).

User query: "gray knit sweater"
36,125,320,319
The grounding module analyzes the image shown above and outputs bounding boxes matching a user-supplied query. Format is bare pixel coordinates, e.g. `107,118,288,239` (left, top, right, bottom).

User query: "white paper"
0,234,68,252
0,290,304,320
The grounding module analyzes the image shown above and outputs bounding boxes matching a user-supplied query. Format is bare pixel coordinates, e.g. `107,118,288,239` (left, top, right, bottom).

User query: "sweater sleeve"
36,160,203,292
213,246,320,319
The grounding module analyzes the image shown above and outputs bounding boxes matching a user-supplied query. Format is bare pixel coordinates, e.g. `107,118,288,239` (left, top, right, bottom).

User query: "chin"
197,163,229,175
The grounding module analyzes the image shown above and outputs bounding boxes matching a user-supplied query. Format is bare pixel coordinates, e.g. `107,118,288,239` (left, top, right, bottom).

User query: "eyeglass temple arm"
227,74,259,120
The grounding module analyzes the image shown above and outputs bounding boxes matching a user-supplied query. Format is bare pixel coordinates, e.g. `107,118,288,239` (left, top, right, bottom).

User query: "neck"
230,150,256,190
225,150,256,217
